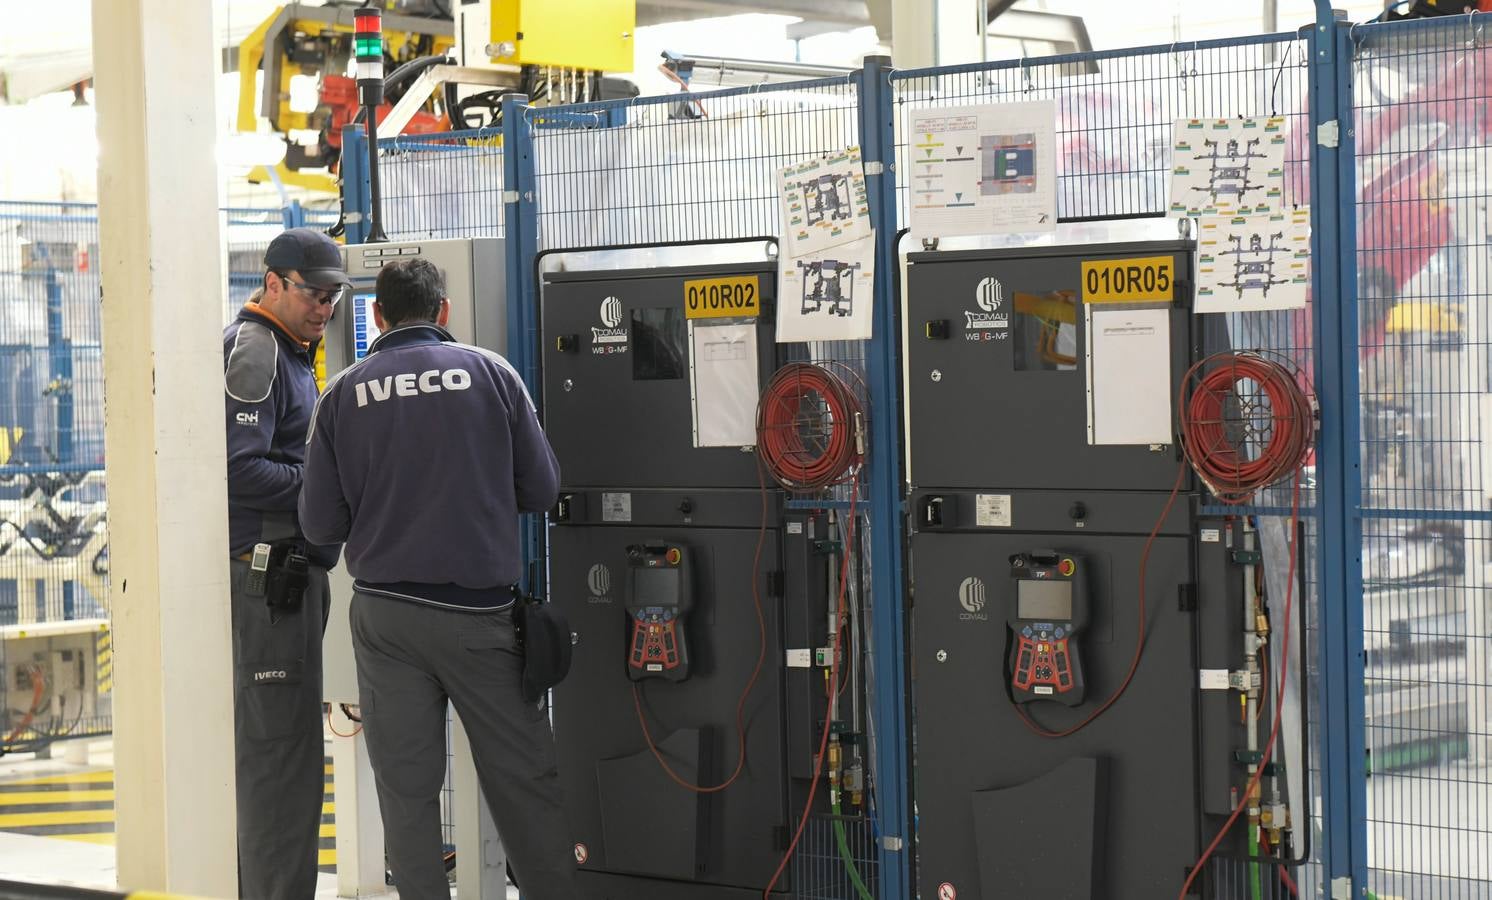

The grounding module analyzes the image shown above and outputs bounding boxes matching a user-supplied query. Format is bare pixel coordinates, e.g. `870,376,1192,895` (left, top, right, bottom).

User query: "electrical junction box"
462,0,636,72
904,239,1265,899
541,260,838,899
328,237,506,375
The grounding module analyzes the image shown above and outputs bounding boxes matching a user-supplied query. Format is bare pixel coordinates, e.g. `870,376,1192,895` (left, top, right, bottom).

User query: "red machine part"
319,74,447,152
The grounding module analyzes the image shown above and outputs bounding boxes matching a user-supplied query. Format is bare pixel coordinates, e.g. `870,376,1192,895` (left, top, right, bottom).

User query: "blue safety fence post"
341,124,372,245
44,268,72,466
858,53,912,900
501,92,545,596
281,199,306,231
1307,3,1369,895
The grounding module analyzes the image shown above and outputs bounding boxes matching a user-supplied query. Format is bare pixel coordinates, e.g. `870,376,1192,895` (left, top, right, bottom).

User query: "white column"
891,0,983,69
330,712,389,897
453,711,507,899
91,0,237,893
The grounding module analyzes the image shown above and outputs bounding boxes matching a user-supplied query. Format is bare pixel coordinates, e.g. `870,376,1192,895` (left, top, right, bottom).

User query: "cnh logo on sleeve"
235,411,260,426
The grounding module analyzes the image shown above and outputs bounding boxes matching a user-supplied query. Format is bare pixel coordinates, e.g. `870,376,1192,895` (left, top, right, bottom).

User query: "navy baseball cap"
263,228,352,289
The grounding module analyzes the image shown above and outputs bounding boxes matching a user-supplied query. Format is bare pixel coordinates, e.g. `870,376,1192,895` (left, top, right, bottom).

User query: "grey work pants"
350,591,578,900
230,558,330,900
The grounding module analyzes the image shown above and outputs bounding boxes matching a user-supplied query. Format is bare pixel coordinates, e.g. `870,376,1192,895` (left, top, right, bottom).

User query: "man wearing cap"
223,227,350,898
299,258,577,899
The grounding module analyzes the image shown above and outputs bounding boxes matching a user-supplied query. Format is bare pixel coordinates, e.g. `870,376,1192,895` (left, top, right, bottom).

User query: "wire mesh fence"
0,201,324,748
531,75,861,251
0,201,107,630
791,814,879,900
1353,13,1492,897
380,130,506,240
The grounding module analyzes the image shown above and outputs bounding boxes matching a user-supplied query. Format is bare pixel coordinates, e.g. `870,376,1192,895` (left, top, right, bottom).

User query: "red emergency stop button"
1059,558,1076,576
666,547,682,565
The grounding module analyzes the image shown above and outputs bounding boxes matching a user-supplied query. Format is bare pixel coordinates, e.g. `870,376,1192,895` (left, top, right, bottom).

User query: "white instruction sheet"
1086,306,1173,446
908,100,1057,239
778,147,872,257
1169,117,1287,217
690,322,760,447
776,234,876,343
1195,208,1311,312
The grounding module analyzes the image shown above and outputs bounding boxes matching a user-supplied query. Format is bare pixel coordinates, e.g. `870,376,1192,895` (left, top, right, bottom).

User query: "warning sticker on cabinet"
975,494,1012,527
601,492,632,522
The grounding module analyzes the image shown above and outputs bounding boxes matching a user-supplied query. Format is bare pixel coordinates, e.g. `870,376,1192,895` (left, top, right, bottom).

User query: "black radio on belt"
1008,550,1089,706
249,542,309,611
625,541,692,682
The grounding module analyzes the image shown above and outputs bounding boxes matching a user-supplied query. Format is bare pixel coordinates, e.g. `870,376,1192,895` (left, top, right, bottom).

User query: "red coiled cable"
1179,352,1315,504
756,362,864,491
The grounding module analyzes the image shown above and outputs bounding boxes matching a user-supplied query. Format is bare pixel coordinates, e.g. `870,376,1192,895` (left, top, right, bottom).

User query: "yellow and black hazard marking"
95,629,113,696
0,758,340,872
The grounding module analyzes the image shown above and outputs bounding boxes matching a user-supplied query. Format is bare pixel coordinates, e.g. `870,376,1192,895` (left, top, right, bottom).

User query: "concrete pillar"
891,0,983,69
453,711,507,899
329,711,389,897
91,0,237,893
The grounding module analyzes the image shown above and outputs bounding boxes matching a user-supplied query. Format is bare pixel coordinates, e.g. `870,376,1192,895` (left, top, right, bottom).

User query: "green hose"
1248,825,1262,900
831,795,875,900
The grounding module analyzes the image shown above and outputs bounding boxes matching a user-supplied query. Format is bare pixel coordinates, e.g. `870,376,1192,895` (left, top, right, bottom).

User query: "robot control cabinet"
541,262,842,900
320,236,507,705
906,242,1284,898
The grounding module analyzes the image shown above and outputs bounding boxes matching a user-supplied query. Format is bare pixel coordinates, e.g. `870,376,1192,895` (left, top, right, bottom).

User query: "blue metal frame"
1308,4,1369,894
281,199,306,230
341,125,373,245
859,56,912,900
500,93,545,596
44,269,72,465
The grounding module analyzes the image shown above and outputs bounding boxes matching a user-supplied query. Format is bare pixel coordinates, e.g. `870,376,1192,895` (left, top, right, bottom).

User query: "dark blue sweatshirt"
298,323,559,610
223,305,340,568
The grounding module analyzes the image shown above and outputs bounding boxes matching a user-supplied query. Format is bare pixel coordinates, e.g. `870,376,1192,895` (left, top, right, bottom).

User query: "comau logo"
587,564,613,603
975,277,1003,311
957,576,989,622
964,276,1009,335
591,297,628,348
599,296,623,328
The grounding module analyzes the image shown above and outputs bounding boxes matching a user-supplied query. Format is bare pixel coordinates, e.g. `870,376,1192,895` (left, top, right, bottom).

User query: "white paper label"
975,494,1012,528
786,522,804,534
1199,669,1231,690
601,492,632,523
1200,528,1221,543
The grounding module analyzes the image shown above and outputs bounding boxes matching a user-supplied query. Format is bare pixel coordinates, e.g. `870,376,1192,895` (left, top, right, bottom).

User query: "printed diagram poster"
1170,117,1287,217
908,100,1057,238
776,234,875,343
778,147,872,257
1196,208,1311,312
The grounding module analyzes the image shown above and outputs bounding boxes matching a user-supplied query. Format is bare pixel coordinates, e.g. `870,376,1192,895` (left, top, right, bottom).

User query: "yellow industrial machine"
461,0,634,72
236,0,637,195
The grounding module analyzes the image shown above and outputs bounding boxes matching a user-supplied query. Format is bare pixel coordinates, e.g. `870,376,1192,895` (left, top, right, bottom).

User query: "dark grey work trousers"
229,558,330,900
350,591,578,900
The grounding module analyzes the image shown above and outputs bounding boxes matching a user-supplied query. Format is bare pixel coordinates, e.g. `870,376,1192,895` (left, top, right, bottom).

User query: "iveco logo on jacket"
353,368,473,406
